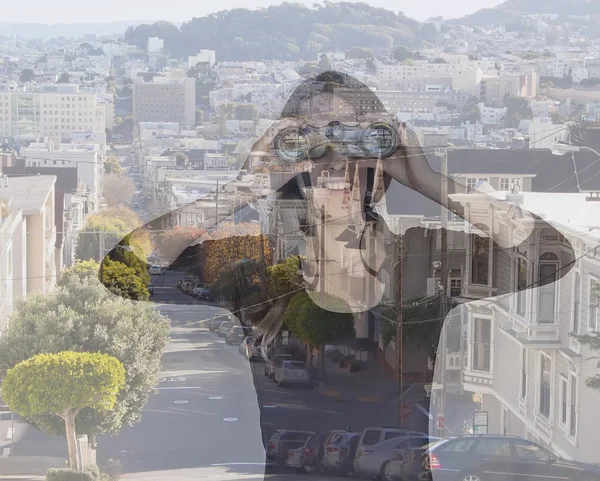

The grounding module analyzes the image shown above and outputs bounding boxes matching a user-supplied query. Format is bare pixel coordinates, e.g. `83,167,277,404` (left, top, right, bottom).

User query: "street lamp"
550,143,600,157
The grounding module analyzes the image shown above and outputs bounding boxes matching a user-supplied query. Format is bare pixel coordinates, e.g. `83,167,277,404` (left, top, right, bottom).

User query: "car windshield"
283,361,306,369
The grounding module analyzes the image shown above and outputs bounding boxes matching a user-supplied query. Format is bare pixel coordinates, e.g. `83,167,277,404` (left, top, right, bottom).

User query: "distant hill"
0,21,158,40
454,0,600,25
123,2,435,61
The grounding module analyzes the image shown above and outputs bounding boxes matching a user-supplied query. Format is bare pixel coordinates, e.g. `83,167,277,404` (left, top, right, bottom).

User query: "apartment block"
0,84,105,141
133,73,196,128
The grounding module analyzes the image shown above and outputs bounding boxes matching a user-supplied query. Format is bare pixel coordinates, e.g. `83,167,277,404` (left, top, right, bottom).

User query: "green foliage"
345,47,373,59
58,260,100,286
234,103,259,121
104,154,122,175
105,237,150,287
46,468,96,481
2,351,126,420
283,292,355,347
267,256,303,299
195,108,204,125
0,276,170,439
503,94,533,128
460,96,481,124
123,3,424,61
58,72,70,83
174,151,189,168
393,46,413,62
20,68,35,83
102,259,149,301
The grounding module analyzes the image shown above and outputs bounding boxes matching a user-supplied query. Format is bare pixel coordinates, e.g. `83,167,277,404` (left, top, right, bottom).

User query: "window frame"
538,352,552,420
537,258,559,324
471,316,492,374
588,276,600,333
520,347,527,401
558,375,568,428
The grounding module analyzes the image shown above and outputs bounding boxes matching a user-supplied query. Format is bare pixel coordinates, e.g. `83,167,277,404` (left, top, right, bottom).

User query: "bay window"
473,317,491,372
538,253,559,324
516,256,528,317
539,354,551,419
471,233,489,285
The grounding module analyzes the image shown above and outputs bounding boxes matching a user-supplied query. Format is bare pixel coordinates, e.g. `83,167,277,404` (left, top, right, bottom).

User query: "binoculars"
273,121,399,162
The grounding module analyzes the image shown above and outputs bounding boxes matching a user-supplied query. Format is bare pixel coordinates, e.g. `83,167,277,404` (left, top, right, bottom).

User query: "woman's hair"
280,70,386,118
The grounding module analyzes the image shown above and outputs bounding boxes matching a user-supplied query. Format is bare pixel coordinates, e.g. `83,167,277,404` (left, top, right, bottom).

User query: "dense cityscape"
0,1,599,481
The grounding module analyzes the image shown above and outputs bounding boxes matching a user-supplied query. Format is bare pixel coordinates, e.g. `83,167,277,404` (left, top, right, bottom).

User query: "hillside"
454,0,600,25
124,2,436,61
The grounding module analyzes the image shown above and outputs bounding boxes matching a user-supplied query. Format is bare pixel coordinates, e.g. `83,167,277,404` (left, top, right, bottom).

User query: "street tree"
460,96,481,124
58,72,70,83
1,351,126,470
503,94,533,128
234,103,259,121
345,47,373,59
0,274,170,443
267,255,303,299
104,153,122,175
102,258,149,301
103,173,135,207
19,68,35,83
283,291,355,376
156,226,205,264
174,151,190,168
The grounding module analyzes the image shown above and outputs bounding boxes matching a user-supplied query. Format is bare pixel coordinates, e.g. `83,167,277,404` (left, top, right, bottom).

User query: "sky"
1,0,503,25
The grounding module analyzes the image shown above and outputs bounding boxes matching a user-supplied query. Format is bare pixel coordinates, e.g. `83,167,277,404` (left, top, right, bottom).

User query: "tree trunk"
318,345,326,380
64,411,80,471
306,343,312,365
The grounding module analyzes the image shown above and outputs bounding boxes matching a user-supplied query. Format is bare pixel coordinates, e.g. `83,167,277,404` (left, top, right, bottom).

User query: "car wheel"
303,464,316,474
380,461,395,481
458,471,484,481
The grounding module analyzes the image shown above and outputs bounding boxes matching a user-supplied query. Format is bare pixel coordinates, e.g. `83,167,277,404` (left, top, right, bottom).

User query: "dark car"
267,430,315,465
208,315,230,331
419,436,600,481
198,288,214,302
226,326,247,345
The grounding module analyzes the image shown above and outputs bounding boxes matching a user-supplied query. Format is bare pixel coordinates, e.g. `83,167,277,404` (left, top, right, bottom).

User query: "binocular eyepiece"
273,121,398,162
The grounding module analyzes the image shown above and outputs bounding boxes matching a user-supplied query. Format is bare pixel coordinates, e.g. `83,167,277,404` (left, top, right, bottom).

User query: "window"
501,407,509,436
589,279,600,332
362,430,382,446
471,233,489,285
384,432,402,441
538,254,558,324
438,439,476,453
569,373,577,437
473,318,491,372
573,272,581,335
539,354,551,419
512,440,552,462
521,348,527,400
450,278,461,297
516,256,528,317
559,376,568,426
466,177,477,191
500,177,510,191
475,438,511,456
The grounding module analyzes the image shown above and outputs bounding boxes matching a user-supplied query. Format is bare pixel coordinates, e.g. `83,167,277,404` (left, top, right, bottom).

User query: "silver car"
354,435,438,479
274,360,311,387
320,432,360,476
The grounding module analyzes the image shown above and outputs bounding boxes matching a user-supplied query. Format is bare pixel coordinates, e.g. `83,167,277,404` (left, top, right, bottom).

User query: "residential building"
435,189,600,464
188,50,216,68
147,37,164,53
133,72,196,128
479,72,538,107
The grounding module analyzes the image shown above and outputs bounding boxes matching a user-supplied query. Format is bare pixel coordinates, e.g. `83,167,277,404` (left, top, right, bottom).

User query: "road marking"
223,417,238,422
5,427,14,440
2,448,11,456
156,387,202,390
174,400,189,404
212,463,273,466
209,396,224,400
262,404,277,408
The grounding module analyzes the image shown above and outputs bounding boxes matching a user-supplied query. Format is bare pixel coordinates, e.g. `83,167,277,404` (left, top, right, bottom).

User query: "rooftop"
0,175,55,215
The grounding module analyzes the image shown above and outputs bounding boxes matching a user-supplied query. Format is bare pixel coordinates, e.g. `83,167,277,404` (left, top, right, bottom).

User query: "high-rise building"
0,84,105,141
133,72,196,128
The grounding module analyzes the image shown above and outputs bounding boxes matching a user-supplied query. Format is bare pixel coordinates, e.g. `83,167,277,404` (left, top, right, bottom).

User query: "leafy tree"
283,291,355,376
0,275,169,443
1,351,126,469
174,151,189,168
103,173,135,207
195,108,204,125
460,96,481,124
156,226,206,264
105,236,150,287
58,259,100,286
104,153,122,175
102,259,149,301
318,54,332,72
345,47,373,59
19,68,35,83
58,72,70,83
234,103,259,121
393,46,413,62
503,94,533,128
267,255,303,299
432,58,448,64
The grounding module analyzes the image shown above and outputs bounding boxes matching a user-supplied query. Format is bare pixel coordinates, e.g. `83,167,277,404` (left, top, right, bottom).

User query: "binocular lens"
275,129,310,162
362,124,396,158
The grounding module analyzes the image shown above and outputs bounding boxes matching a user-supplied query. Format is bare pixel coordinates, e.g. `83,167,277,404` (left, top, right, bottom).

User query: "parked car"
181,281,193,292
239,336,254,356
267,430,314,465
198,288,214,302
321,432,360,477
285,432,328,474
264,353,293,378
208,315,229,331
241,337,262,360
226,326,247,345
149,265,162,275
218,321,234,337
275,360,311,387
353,435,439,480
385,439,445,481
418,435,600,481
354,427,426,473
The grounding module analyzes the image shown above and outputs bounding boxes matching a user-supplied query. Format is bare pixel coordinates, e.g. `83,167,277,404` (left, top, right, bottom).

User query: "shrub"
85,464,101,481
46,468,95,481
100,459,122,481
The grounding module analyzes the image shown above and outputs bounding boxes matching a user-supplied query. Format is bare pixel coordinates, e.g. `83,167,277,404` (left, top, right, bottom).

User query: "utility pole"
319,204,326,379
215,179,219,227
438,149,449,437
395,234,404,427
259,219,268,297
